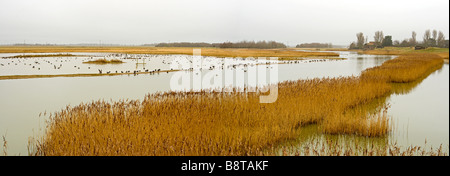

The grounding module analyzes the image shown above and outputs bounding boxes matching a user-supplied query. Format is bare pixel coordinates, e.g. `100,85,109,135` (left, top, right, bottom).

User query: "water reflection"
388,64,449,148
267,124,390,156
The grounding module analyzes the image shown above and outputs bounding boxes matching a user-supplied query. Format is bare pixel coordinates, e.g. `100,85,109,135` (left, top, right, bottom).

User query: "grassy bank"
298,47,449,60
2,53,77,58
30,53,444,156
355,47,449,58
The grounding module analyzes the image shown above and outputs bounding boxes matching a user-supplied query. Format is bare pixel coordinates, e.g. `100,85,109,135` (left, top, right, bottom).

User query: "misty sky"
0,0,448,46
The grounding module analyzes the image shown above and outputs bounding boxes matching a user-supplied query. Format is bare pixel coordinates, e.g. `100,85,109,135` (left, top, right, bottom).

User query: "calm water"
388,64,449,148
0,51,448,155
274,63,449,155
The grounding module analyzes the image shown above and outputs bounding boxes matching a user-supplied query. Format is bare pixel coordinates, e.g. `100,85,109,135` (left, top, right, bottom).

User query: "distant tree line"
155,42,214,47
218,41,286,49
155,41,287,49
295,43,333,48
349,29,448,49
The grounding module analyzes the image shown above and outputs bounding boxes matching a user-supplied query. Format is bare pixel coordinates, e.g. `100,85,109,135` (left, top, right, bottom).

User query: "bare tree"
356,32,365,49
400,39,409,47
296,43,333,48
374,31,384,46
393,40,400,46
423,30,431,47
437,31,446,48
432,30,438,46
410,31,417,46
349,42,356,49
217,41,286,49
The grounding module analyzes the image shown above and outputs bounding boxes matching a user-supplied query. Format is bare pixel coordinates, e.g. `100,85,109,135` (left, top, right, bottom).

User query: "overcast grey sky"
0,0,448,46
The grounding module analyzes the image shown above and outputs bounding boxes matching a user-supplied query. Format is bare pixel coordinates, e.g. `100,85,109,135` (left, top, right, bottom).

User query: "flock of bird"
97,68,165,75
0,57,89,71
0,54,334,76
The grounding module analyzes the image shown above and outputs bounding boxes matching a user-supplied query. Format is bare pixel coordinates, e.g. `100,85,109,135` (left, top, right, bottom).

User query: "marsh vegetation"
2,53,77,58
82,58,125,64
28,53,445,156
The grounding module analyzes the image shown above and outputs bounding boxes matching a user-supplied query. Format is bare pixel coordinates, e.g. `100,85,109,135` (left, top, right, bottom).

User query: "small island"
82,58,125,64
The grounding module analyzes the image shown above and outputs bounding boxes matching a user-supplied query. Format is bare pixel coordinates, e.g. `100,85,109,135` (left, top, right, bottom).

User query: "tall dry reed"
31,53,445,156
361,53,444,83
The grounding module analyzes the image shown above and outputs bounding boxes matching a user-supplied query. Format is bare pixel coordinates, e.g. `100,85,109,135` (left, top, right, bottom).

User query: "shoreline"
0,69,181,80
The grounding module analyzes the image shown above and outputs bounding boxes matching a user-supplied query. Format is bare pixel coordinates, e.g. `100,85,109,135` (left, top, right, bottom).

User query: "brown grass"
31,77,391,156
361,53,444,83
355,47,449,57
290,48,349,51
356,49,405,55
320,106,390,137
2,53,77,58
30,53,444,156
82,58,124,64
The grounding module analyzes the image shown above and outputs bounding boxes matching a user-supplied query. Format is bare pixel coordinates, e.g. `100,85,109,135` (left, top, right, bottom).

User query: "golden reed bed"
29,53,444,156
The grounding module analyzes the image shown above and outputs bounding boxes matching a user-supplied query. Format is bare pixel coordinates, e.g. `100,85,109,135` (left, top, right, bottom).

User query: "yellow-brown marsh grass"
82,58,124,64
3,53,77,58
355,47,449,57
32,78,390,156
320,106,391,137
30,53,445,156
361,53,444,83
